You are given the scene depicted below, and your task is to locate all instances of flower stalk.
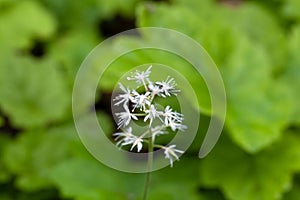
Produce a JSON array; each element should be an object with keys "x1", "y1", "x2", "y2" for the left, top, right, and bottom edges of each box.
[
  {"x1": 112, "y1": 65, "x2": 186, "y2": 199},
  {"x1": 143, "y1": 127, "x2": 153, "y2": 200}
]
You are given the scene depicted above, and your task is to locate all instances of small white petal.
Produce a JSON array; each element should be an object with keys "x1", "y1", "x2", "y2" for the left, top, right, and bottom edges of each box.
[
  {"x1": 144, "y1": 105, "x2": 161, "y2": 125},
  {"x1": 130, "y1": 137, "x2": 143, "y2": 152},
  {"x1": 151, "y1": 125, "x2": 166, "y2": 142},
  {"x1": 148, "y1": 82, "x2": 164, "y2": 97},
  {"x1": 127, "y1": 66, "x2": 152, "y2": 84},
  {"x1": 155, "y1": 76, "x2": 180, "y2": 96},
  {"x1": 163, "y1": 106, "x2": 185, "y2": 130},
  {"x1": 137, "y1": 141, "x2": 143, "y2": 152},
  {"x1": 163, "y1": 145, "x2": 184, "y2": 167},
  {"x1": 131, "y1": 91, "x2": 151, "y2": 111},
  {"x1": 113, "y1": 83, "x2": 133, "y2": 106},
  {"x1": 116, "y1": 107, "x2": 138, "y2": 128}
]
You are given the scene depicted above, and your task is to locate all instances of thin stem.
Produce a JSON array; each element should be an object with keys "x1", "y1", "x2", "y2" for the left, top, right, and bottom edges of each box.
[
  {"x1": 153, "y1": 144, "x2": 165, "y2": 148},
  {"x1": 149, "y1": 93, "x2": 156, "y2": 104},
  {"x1": 140, "y1": 125, "x2": 166, "y2": 139},
  {"x1": 133, "y1": 113, "x2": 147, "y2": 117},
  {"x1": 142, "y1": 127, "x2": 153, "y2": 200},
  {"x1": 142, "y1": 79, "x2": 148, "y2": 92}
]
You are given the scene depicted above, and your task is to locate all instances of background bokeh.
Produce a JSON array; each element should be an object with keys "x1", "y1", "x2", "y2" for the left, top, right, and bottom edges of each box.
[{"x1": 0, "y1": 0, "x2": 300, "y2": 199}]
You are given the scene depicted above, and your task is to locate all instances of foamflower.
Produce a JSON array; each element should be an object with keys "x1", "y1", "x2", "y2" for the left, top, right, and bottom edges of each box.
[
  {"x1": 163, "y1": 145, "x2": 184, "y2": 167},
  {"x1": 113, "y1": 66, "x2": 186, "y2": 167}
]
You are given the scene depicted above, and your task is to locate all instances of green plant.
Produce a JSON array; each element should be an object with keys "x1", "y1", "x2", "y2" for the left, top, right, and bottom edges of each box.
[{"x1": 0, "y1": 0, "x2": 299, "y2": 200}]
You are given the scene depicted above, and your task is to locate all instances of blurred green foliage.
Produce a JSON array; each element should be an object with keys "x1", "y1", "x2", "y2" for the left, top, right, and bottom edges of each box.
[{"x1": 0, "y1": 0, "x2": 300, "y2": 200}]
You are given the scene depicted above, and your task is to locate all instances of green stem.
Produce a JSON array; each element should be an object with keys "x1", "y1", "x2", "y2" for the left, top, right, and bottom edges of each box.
[
  {"x1": 142, "y1": 127, "x2": 153, "y2": 200},
  {"x1": 142, "y1": 79, "x2": 148, "y2": 92},
  {"x1": 140, "y1": 125, "x2": 166, "y2": 140},
  {"x1": 134, "y1": 113, "x2": 147, "y2": 117}
]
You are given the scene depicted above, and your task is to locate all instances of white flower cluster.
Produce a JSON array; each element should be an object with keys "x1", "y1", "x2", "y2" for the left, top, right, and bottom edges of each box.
[{"x1": 113, "y1": 66, "x2": 186, "y2": 167}]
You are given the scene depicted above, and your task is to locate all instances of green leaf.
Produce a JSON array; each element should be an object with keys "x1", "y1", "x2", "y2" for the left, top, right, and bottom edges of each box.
[
  {"x1": 96, "y1": 0, "x2": 143, "y2": 18},
  {"x1": 0, "y1": 56, "x2": 69, "y2": 128},
  {"x1": 233, "y1": 3, "x2": 288, "y2": 73},
  {"x1": 125, "y1": 1, "x2": 292, "y2": 151},
  {"x1": 2, "y1": 111, "x2": 114, "y2": 191},
  {"x1": 224, "y1": 37, "x2": 292, "y2": 152},
  {"x1": 199, "y1": 133, "x2": 300, "y2": 200},
  {"x1": 2, "y1": 124, "x2": 84, "y2": 190},
  {"x1": 281, "y1": 0, "x2": 300, "y2": 22},
  {"x1": 15, "y1": 189, "x2": 61, "y2": 200},
  {"x1": 282, "y1": 175, "x2": 300, "y2": 200},
  {"x1": 149, "y1": 157, "x2": 204, "y2": 200},
  {"x1": 138, "y1": 1, "x2": 292, "y2": 152},
  {"x1": 0, "y1": 1, "x2": 56, "y2": 52},
  {"x1": 47, "y1": 29, "x2": 99, "y2": 89},
  {"x1": 48, "y1": 157, "x2": 205, "y2": 200},
  {"x1": 48, "y1": 158, "x2": 144, "y2": 200},
  {"x1": 137, "y1": 1, "x2": 287, "y2": 72},
  {"x1": 98, "y1": 34, "x2": 211, "y2": 114},
  {"x1": 38, "y1": 0, "x2": 101, "y2": 29},
  {"x1": 38, "y1": 0, "x2": 141, "y2": 29},
  {"x1": 282, "y1": 25, "x2": 300, "y2": 125}
]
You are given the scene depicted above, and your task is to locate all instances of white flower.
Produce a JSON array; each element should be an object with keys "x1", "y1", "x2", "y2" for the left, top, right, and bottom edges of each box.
[
  {"x1": 113, "y1": 127, "x2": 143, "y2": 152},
  {"x1": 127, "y1": 65, "x2": 152, "y2": 84},
  {"x1": 163, "y1": 106, "x2": 184, "y2": 125},
  {"x1": 151, "y1": 125, "x2": 166, "y2": 142},
  {"x1": 144, "y1": 105, "x2": 161, "y2": 125},
  {"x1": 163, "y1": 145, "x2": 184, "y2": 167},
  {"x1": 130, "y1": 137, "x2": 143, "y2": 152},
  {"x1": 148, "y1": 82, "x2": 163, "y2": 96},
  {"x1": 168, "y1": 119, "x2": 187, "y2": 131},
  {"x1": 156, "y1": 76, "x2": 180, "y2": 96},
  {"x1": 131, "y1": 91, "x2": 151, "y2": 111},
  {"x1": 113, "y1": 66, "x2": 187, "y2": 165},
  {"x1": 116, "y1": 107, "x2": 138, "y2": 128},
  {"x1": 113, "y1": 127, "x2": 134, "y2": 145},
  {"x1": 113, "y1": 83, "x2": 133, "y2": 106}
]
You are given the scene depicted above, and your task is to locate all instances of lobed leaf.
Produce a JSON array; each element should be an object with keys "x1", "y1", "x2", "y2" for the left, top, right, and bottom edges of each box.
[
  {"x1": 0, "y1": 1, "x2": 56, "y2": 52},
  {"x1": 2, "y1": 124, "x2": 83, "y2": 190},
  {"x1": 200, "y1": 132, "x2": 300, "y2": 200},
  {"x1": 281, "y1": 25, "x2": 300, "y2": 125},
  {"x1": 0, "y1": 57, "x2": 69, "y2": 128}
]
